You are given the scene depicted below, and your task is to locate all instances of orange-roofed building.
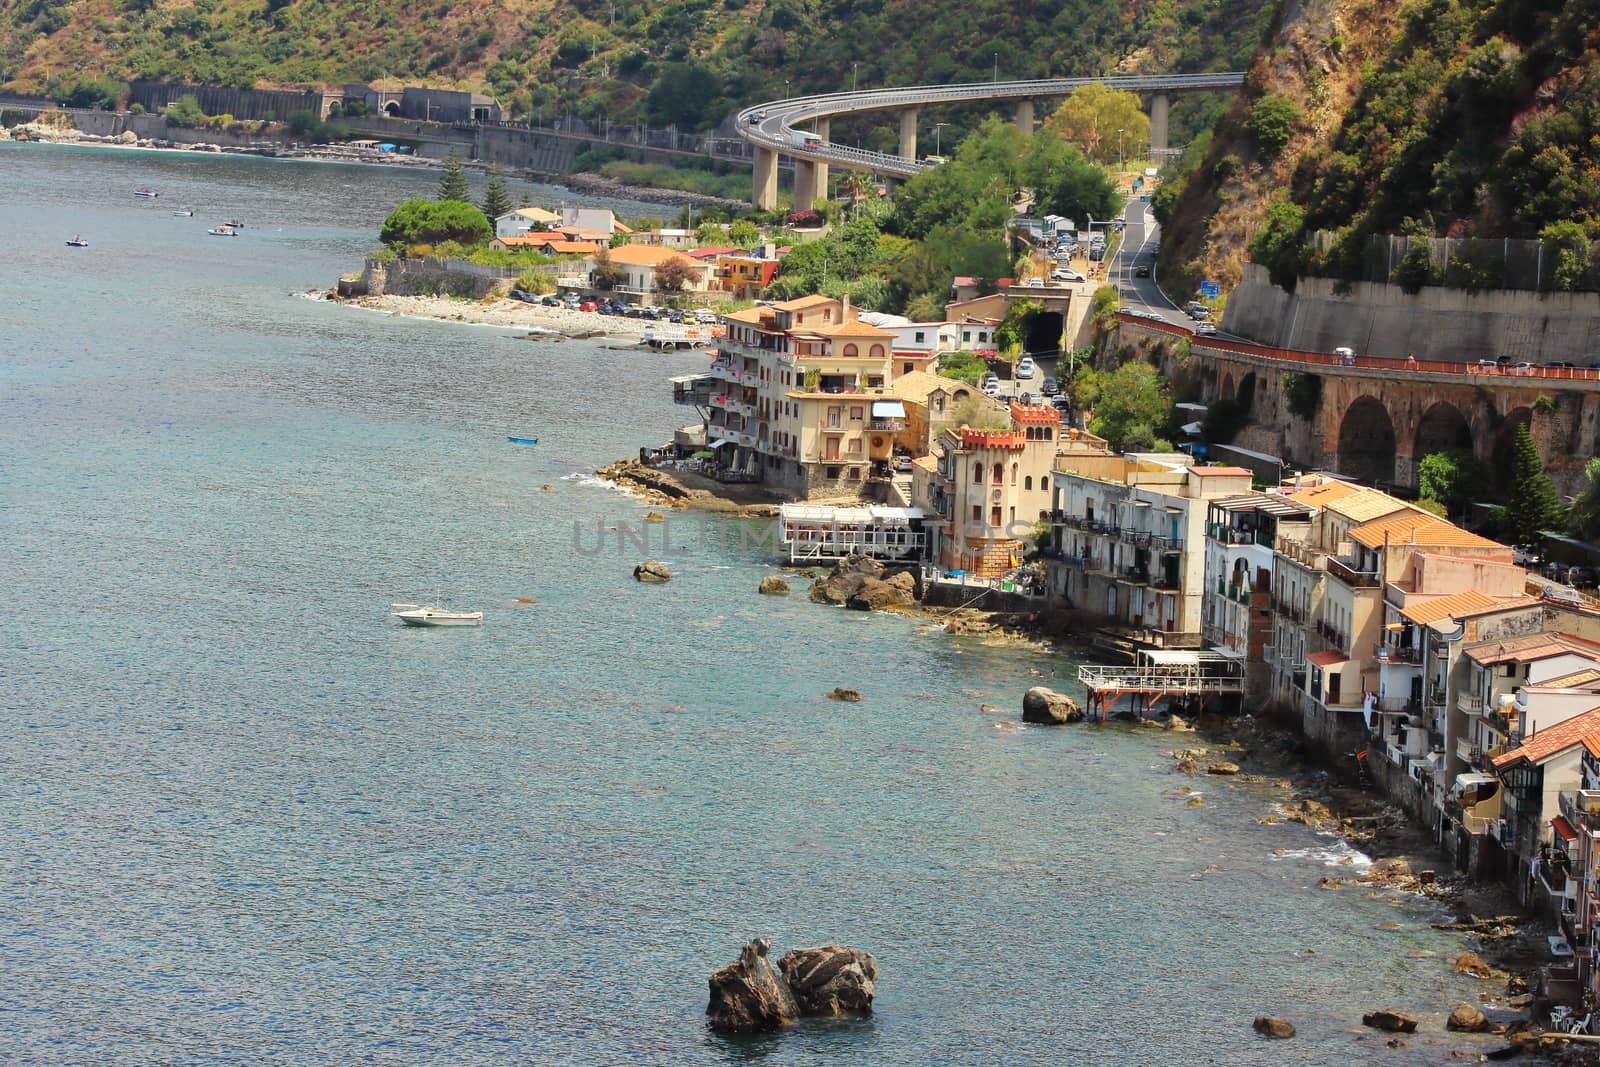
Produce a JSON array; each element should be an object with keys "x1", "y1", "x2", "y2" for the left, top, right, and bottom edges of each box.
[
  {"x1": 600, "y1": 244, "x2": 713, "y2": 295},
  {"x1": 1488, "y1": 703, "x2": 1600, "y2": 899},
  {"x1": 712, "y1": 252, "x2": 780, "y2": 300}
]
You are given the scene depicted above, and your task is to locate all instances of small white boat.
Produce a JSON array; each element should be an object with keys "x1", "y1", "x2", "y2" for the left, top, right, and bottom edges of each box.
[
  {"x1": 133, "y1": 189, "x2": 159, "y2": 199},
  {"x1": 65, "y1": 236, "x2": 88, "y2": 247},
  {"x1": 172, "y1": 209, "x2": 193, "y2": 217},
  {"x1": 391, "y1": 602, "x2": 483, "y2": 627},
  {"x1": 207, "y1": 225, "x2": 238, "y2": 237}
]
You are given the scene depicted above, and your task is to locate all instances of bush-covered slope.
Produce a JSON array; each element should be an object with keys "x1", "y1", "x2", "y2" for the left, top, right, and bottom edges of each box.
[
  {"x1": 1156, "y1": 0, "x2": 1600, "y2": 298},
  {"x1": 1, "y1": 0, "x2": 1275, "y2": 135}
]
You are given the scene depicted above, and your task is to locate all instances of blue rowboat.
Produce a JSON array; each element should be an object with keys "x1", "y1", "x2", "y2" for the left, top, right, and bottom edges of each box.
[{"x1": 507, "y1": 436, "x2": 538, "y2": 445}]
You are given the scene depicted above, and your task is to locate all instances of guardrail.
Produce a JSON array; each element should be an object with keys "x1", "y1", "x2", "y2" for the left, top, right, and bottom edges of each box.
[{"x1": 1118, "y1": 311, "x2": 1600, "y2": 383}]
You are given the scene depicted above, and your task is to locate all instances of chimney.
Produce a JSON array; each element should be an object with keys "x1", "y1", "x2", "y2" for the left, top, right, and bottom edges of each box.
[{"x1": 841, "y1": 291, "x2": 852, "y2": 321}]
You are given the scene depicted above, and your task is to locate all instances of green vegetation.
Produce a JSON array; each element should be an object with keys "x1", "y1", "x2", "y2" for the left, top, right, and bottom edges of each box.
[
  {"x1": 950, "y1": 395, "x2": 1009, "y2": 430},
  {"x1": 161, "y1": 93, "x2": 207, "y2": 128},
  {"x1": 590, "y1": 248, "x2": 624, "y2": 291},
  {"x1": 1567, "y1": 458, "x2": 1600, "y2": 542},
  {"x1": 481, "y1": 166, "x2": 512, "y2": 222},
  {"x1": 1245, "y1": 94, "x2": 1298, "y2": 157},
  {"x1": 48, "y1": 74, "x2": 125, "y2": 109},
  {"x1": 1281, "y1": 372, "x2": 1320, "y2": 419},
  {"x1": 438, "y1": 149, "x2": 469, "y2": 203},
  {"x1": 594, "y1": 160, "x2": 750, "y2": 202},
  {"x1": 1072, "y1": 361, "x2": 1174, "y2": 452},
  {"x1": 1502, "y1": 423, "x2": 1563, "y2": 549},
  {"x1": 1042, "y1": 83, "x2": 1150, "y2": 167},
  {"x1": 937, "y1": 351, "x2": 990, "y2": 386},
  {"x1": 378, "y1": 198, "x2": 491, "y2": 251},
  {"x1": 1418, "y1": 449, "x2": 1486, "y2": 517}
]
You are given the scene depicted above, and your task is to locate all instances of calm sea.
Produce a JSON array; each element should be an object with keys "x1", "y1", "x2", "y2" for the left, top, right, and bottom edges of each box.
[{"x1": 2, "y1": 143, "x2": 1492, "y2": 1065}]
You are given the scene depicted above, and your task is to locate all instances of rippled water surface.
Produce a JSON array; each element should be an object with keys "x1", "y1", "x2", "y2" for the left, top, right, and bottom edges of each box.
[{"x1": 3, "y1": 143, "x2": 1493, "y2": 1064}]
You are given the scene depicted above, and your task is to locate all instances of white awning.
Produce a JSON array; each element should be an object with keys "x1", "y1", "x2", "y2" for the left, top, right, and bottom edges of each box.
[
  {"x1": 871, "y1": 400, "x2": 907, "y2": 418},
  {"x1": 1181, "y1": 421, "x2": 1203, "y2": 436},
  {"x1": 710, "y1": 439, "x2": 737, "y2": 450}
]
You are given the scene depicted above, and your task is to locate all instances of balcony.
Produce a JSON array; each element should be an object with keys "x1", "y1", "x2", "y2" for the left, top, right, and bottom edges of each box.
[
  {"x1": 1326, "y1": 556, "x2": 1380, "y2": 588},
  {"x1": 1456, "y1": 736, "x2": 1481, "y2": 765},
  {"x1": 1376, "y1": 644, "x2": 1421, "y2": 664},
  {"x1": 1457, "y1": 693, "x2": 1484, "y2": 715},
  {"x1": 866, "y1": 419, "x2": 905, "y2": 432},
  {"x1": 1207, "y1": 524, "x2": 1274, "y2": 548}
]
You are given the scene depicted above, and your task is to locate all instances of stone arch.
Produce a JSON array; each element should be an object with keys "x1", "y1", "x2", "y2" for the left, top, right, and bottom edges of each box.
[
  {"x1": 1337, "y1": 396, "x2": 1397, "y2": 485},
  {"x1": 1237, "y1": 371, "x2": 1257, "y2": 414},
  {"x1": 1219, "y1": 372, "x2": 1235, "y2": 405},
  {"x1": 383, "y1": 100, "x2": 401, "y2": 116},
  {"x1": 1414, "y1": 401, "x2": 1472, "y2": 460}
]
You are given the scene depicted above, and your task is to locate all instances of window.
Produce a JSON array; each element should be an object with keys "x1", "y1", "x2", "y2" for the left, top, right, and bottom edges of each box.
[
  {"x1": 826, "y1": 465, "x2": 840, "y2": 479},
  {"x1": 962, "y1": 330, "x2": 971, "y2": 343},
  {"x1": 973, "y1": 462, "x2": 984, "y2": 483},
  {"x1": 934, "y1": 396, "x2": 946, "y2": 413},
  {"x1": 867, "y1": 376, "x2": 883, "y2": 388},
  {"x1": 827, "y1": 407, "x2": 841, "y2": 428},
  {"x1": 847, "y1": 466, "x2": 860, "y2": 479},
  {"x1": 1025, "y1": 476, "x2": 1033, "y2": 491},
  {"x1": 847, "y1": 437, "x2": 862, "y2": 454},
  {"x1": 843, "y1": 344, "x2": 859, "y2": 356},
  {"x1": 869, "y1": 345, "x2": 885, "y2": 357},
  {"x1": 1011, "y1": 463, "x2": 1018, "y2": 484},
  {"x1": 914, "y1": 331, "x2": 925, "y2": 344},
  {"x1": 971, "y1": 505, "x2": 982, "y2": 522},
  {"x1": 850, "y1": 406, "x2": 864, "y2": 421},
  {"x1": 903, "y1": 362, "x2": 914, "y2": 375},
  {"x1": 991, "y1": 507, "x2": 1002, "y2": 527}
]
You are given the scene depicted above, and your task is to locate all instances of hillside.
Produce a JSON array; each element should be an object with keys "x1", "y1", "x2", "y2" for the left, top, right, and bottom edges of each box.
[
  {"x1": 1155, "y1": 0, "x2": 1600, "y2": 299},
  {"x1": 0, "y1": 0, "x2": 1275, "y2": 136}
]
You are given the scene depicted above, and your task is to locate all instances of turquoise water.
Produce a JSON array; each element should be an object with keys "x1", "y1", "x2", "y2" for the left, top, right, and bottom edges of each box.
[{"x1": 3, "y1": 143, "x2": 1492, "y2": 1064}]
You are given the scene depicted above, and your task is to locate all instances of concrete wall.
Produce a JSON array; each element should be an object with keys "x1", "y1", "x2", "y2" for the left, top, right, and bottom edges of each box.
[
  {"x1": 129, "y1": 81, "x2": 333, "y2": 123},
  {"x1": 1225, "y1": 263, "x2": 1600, "y2": 363},
  {"x1": 361, "y1": 256, "x2": 521, "y2": 299}
]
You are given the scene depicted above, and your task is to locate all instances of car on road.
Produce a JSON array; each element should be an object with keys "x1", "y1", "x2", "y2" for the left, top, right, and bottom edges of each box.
[
  {"x1": 1135, "y1": 265, "x2": 1151, "y2": 278},
  {"x1": 983, "y1": 380, "x2": 1002, "y2": 398},
  {"x1": 1195, "y1": 322, "x2": 1217, "y2": 335},
  {"x1": 1025, "y1": 277, "x2": 1044, "y2": 288},
  {"x1": 1508, "y1": 361, "x2": 1536, "y2": 376},
  {"x1": 1041, "y1": 376, "x2": 1058, "y2": 396},
  {"x1": 1050, "y1": 268, "x2": 1085, "y2": 282},
  {"x1": 1017, "y1": 357, "x2": 1036, "y2": 378},
  {"x1": 1185, "y1": 302, "x2": 1211, "y2": 320},
  {"x1": 747, "y1": 111, "x2": 764, "y2": 125}
]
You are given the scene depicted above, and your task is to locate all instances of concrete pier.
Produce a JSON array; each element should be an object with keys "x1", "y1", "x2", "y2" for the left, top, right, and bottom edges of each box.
[
  {"x1": 753, "y1": 146, "x2": 779, "y2": 210},
  {"x1": 898, "y1": 109, "x2": 918, "y2": 161},
  {"x1": 1149, "y1": 93, "x2": 1169, "y2": 156},
  {"x1": 1014, "y1": 99, "x2": 1035, "y2": 134}
]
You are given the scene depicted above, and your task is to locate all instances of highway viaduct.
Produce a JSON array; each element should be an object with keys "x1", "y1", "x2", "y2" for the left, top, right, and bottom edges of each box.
[{"x1": 736, "y1": 72, "x2": 1246, "y2": 210}]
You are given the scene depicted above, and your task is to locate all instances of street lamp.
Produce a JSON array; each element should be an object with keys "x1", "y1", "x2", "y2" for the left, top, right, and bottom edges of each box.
[
  {"x1": 930, "y1": 121, "x2": 948, "y2": 156},
  {"x1": 1117, "y1": 127, "x2": 1125, "y2": 171},
  {"x1": 993, "y1": 53, "x2": 999, "y2": 83},
  {"x1": 853, "y1": 63, "x2": 859, "y2": 93},
  {"x1": 785, "y1": 79, "x2": 791, "y2": 100}
]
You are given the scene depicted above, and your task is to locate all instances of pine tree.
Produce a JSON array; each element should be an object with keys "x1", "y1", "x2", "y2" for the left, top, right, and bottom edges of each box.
[
  {"x1": 481, "y1": 165, "x2": 511, "y2": 221},
  {"x1": 1503, "y1": 422, "x2": 1563, "y2": 548},
  {"x1": 438, "y1": 148, "x2": 469, "y2": 203}
]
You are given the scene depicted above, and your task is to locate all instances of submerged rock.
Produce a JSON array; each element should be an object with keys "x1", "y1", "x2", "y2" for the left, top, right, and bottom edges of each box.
[
  {"x1": 707, "y1": 938, "x2": 799, "y2": 1033},
  {"x1": 778, "y1": 945, "x2": 877, "y2": 1017},
  {"x1": 827, "y1": 688, "x2": 863, "y2": 703},
  {"x1": 634, "y1": 559, "x2": 672, "y2": 582},
  {"x1": 758, "y1": 575, "x2": 791, "y2": 595},
  {"x1": 1022, "y1": 686, "x2": 1082, "y2": 725},
  {"x1": 1361, "y1": 1009, "x2": 1418, "y2": 1033},
  {"x1": 1252, "y1": 1016, "x2": 1295, "y2": 1038}
]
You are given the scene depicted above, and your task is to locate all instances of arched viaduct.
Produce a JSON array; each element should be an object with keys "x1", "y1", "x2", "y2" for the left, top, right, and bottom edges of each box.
[{"x1": 1119, "y1": 317, "x2": 1600, "y2": 496}]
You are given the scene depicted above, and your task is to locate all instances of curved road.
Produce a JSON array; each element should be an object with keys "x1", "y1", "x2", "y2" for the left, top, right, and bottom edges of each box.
[{"x1": 736, "y1": 73, "x2": 1246, "y2": 178}]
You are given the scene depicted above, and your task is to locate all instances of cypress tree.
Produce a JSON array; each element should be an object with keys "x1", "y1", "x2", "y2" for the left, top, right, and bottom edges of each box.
[
  {"x1": 1503, "y1": 422, "x2": 1563, "y2": 548},
  {"x1": 438, "y1": 148, "x2": 469, "y2": 203},
  {"x1": 481, "y1": 165, "x2": 512, "y2": 221}
]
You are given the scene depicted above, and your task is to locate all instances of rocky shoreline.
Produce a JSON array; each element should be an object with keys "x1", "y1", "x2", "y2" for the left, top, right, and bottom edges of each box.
[{"x1": 318, "y1": 291, "x2": 663, "y2": 341}]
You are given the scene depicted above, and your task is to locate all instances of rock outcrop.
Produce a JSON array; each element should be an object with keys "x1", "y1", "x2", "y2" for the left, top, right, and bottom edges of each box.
[
  {"x1": 1446, "y1": 1003, "x2": 1490, "y2": 1032},
  {"x1": 707, "y1": 939, "x2": 799, "y2": 1033},
  {"x1": 634, "y1": 559, "x2": 672, "y2": 582},
  {"x1": 778, "y1": 945, "x2": 878, "y2": 1017},
  {"x1": 845, "y1": 572, "x2": 916, "y2": 612},
  {"x1": 758, "y1": 575, "x2": 791, "y2": 595},
  {"x1": 1453, "y1": 951, "x2": 1506, "y2": 979},
  {"x1": 1361, "y1": 1009, "x2": 1418, "y2": 1033},
  {"x1": 707, "y1": 939, "x2": 877, "y2": 1034},
  {"x1": 1206, "y1": 761, "x2": 1241, "y2": 776},
  {"x1": 827, "y1": 688, "x2": 863, "y2": 703},
  {"x1": 1252, "y1": 1016, "x2": 1295, "y2": 1038},
  {"x1": 1022, "y1": 686, "x2": 1082, "y2": 725}
]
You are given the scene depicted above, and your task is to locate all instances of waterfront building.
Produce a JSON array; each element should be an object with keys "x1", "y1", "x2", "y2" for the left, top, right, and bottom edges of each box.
[
  {"x1": 913, "y1": 404, "x2": 1069, "y2": 577},
  {"x1": 604, "y1": 244, "x2": 714, "y2": 297},
  {"x1": 490, "y1": 234, "x2": 602, "y2": 257},
  {"x1": 706, "y1": 296, "x2": 900, "y2": 496},
  {"x1": 711, "y1": 252, "x2": 780, "y2": 300},
  {"x1": 1201, "y1": 492, "x2": 1314, "y2": 690},
  {"x1": 887, "y1": 371, "x2": 984, "y2": 457},
  {"x1": 855, "y1": 313, "x2": 962, "y2": 378},
  {"x1": 1491, "y1": 702, "x2": 1600, "y2": 907},
  {"x1": 1047, "y1": 458, "x2": 1254, "y2": 641},
  {"x1": 1552, "y1": 747, "x2": 1600, "y2": 1001},
  {"x1": 494, "y1": 205, "x2": 561, "y2": 238}
]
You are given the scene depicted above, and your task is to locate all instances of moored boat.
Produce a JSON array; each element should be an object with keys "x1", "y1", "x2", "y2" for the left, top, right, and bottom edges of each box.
[
  {"x1": 172, "y1": 209, "x2": 194, "y2": 217},
  {"x1": 65, "y1": 236, "x2": 88, "y2": 247},
  {"x1": 133, "y1": 189, "x2": 159, "y2": 199},
  {"x1": 507, "y1": 436, "x2": 539, "y2": 445},
  {"x1": 391, "y1": 602, "x2": 483, "y2": 627},
  {"x1": 207, "y1": 225, "x2": 238, "y2": 237}
]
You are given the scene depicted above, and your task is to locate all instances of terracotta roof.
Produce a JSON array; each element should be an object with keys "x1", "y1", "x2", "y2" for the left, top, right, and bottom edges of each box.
[
  {"x1": 771, "y1": 294, "x2": 837, "y2": 311},
  {"x1": 1493, "y1": 706, "x2": 1600, "y2": 769},
  {"x1": 1455, "y1": 595, "x2": 1542, "y2": 619},
  {"x1": 911, "y1": 454, "x2": 938, "y2": 472},
  {"x1": 606, "y1": 244, "x2": 700, "y2": 267},
  {"x1": 538, "y1": 239, "x2": 602, "y2": 254},
  {"x1": 889, "y1": 370, "x2": 963, "y2": 401},
  {"x1": 1399, "y1": 590, "x2": 1501, "y2": 626},
  {"x1": 1287, "y1": 480, "x2": 1360, "y2": 507},
  {"x1": 1585, "y1": 733, "x2": 1600, "y2": 760},
  {"x1": 1534, "y1": 668, "x2": 1600, "y2": 690},
  {"x1": 722, "y1": 306, "x2": 771, "y2": 326},
  {"x1": 1324, "y1": 489, "x2": 1413, "y2": 523},
  {"x1": 815, "y1": 318, "x2": 896, "y2": 338},
  {"x1": 1306, "y1": 650, "x2": 1348, "y2": 668},
  {"x1": 1465, "y1": 632, "x2": 1600, "y2": 666},
  {"x1": 612, "y1": 220, "x2": 633, "y2": 234},
  {"x1": 1009, "y1": 402, "x2": 1061, "y2": 424},
  {"x1": 1188, "y1": 466, "x2": 1252, "y2": 477},
  {"x1": 686, "y1": 246, "x2": 734, "y2": 259},
  {"x1": 1350, "y1": 512, "x2": 1503, "y2": 551}
]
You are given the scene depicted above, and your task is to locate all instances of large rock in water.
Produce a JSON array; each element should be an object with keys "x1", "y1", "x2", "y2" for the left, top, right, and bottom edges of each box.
[
  {"x1": 706, "y1": 939, "x2": 799, "y2": 1033},
  {"x1": 778, "y1": 945, "x2": 878, "y2": 1017},
  {"x1": 1361, "y1": 1009, "x2": 1418, "y2": 1033},
  {"x1": 1252, "y1": 1016, "x2": 1296, "y2": 1038},
  {"x1": 845, "y1": 572, "x2": 916, "y2": 611},
  {"x1": 758, "y1": 575, "x2": 791, "y2": 595},
  {"x1": 634, "y1": 559, "x2": 672, "y2": 582},
  {"x1": 1022, "y1": 686, "x2": 1082, "y2": 725},
  {"x1": 810, "y1": 553, "x2": 884, "y2": 605},
  {"x1": 1446, "y1": 1003, "x2": 1490, "y2": 1032}
]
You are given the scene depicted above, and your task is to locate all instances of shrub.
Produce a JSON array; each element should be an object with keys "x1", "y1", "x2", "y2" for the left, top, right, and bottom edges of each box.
[
  {"x1": 1247, "y1": 94, "x2": 1299, "y2": 157},
  {"x1": 379, "y1": 198, "x2": 491, "y2": 250}
]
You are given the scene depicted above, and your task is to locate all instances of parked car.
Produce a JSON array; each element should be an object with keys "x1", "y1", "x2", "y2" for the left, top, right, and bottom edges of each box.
[
  {"x1": 1017, "y1": 357, "x2": 1037, "y2": 379},
  {"x1": 1041, "y1": 377, "x2": 1058, "y2": 396},
  {"x1": 983, "y1": 380, "x2": 1002, "y2": 397},
  {"x1": 1025, "y1": 277, "x2": 1045, "y2": 288},
  {"x1": 509, "y1": 289, "x2": 538, "y2": 304},
  {"x1": 1545, "y1": 561, "x2": 1572, "y2": 584},
  {"x1": 1051, "y1": 395, "x2": 1072, "y2": 411},
  {"x1": 541, "y1": 295, "x2": 562, "y2": 307},
  {"x1": 1508, "y1": 361, "x2": 1536, "y2": 376},
  {"x1": 579, "y1": 300, "x2": 598, "y2": 312},
  {"x1": 1051, "y1": 268, "x2": 1086, "y2": 282},
  {"x1": 1135, "y1": 265, "x2": 1152, "y2": 278}
]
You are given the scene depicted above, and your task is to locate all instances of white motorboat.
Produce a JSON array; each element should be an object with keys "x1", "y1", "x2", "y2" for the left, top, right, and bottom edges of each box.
[
  {"x1": 133, "y1": 188, "x2": 159, "y2": 199},
  {"x1": 172, "y1": 209, "x2": 194, "y2": 217},
  {"x1": 391, "y1": 602, "x2": 483, "y2": 627},
  {"x1": 207, "y1": 225, "x2": 238, "y2": 237}
]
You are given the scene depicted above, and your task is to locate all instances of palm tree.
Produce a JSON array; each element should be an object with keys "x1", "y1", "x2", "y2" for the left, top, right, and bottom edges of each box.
[{"x1": 841, "y1": 171, "x2": 873, "y2": 218}]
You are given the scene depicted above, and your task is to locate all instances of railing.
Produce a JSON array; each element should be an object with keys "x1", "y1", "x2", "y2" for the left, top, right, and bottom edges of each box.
[
  {"x1": 1457, "y1": 693, "x2": 1484, "y2": 715},
  {"x1": 865, "y1": 419, "x2": 905, "y2": 431},
  {"x1": 1456, "y1": 736, "x2": 1481, "y2": 764},
  {"x1": 1078, "y1": 664, "x2": 1243, "y2": 692},
  {"x1": 1117, "y1": 310, "x2": 1600, "y2": 384},
  {"x1": 1326, "y1": 556, "x2": 1380, "y2": 588},
  {"x1": 1376, "y1": 644, "x2": 1420, "y2": 664}
]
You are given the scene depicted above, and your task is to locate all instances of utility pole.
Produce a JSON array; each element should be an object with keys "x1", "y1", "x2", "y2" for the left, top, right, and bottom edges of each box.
[
  {"x1": 853, "y1": 63, "x2": 859, "y2": 92},
  {"x1": 993, "y1": 54, "x2": 998, "y2": 83}
]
